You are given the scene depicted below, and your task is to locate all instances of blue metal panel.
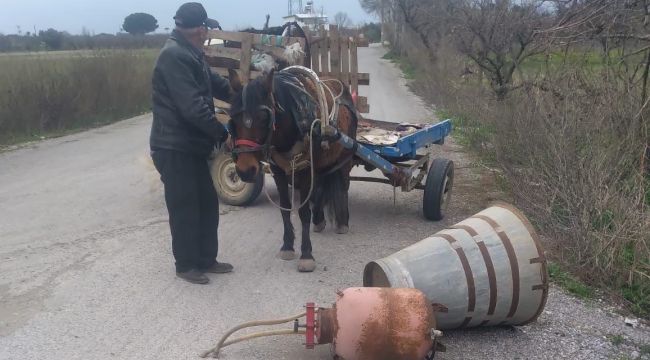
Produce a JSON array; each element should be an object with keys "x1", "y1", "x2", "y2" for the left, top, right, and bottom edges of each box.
[
  {"x1": 362, "y1": 119, "x2": 452, "y2": 160},
  {"x1": 337, "y1": 131, "x2": 400, "y2": 175}
]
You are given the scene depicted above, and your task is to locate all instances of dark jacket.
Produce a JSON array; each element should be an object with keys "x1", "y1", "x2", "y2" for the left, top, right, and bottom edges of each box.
[{"x1": 150, "y1": 30, "x2": 231, "y2": 157}]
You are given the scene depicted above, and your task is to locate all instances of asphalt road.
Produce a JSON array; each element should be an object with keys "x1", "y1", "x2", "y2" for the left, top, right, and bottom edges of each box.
[{"x1": 1, "y1": 44, "x2": 648, "y2": 360}]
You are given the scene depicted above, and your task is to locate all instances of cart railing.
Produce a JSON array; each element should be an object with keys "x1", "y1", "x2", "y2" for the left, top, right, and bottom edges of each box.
[
  {"x1": 204, "y1": 25, "x2": 370, "y2": 114},
  {"x1": 308, "y1": 25, "x2": 370, "y2": 114}
]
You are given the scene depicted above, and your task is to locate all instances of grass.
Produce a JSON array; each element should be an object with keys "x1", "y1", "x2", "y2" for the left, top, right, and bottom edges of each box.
[
  {"x1": 0, "y1": 49, "x2": 157, "y2": 145},
  {"x1": 435, "y1": 109, "x2": 498, "y2": 165},
  {"x1": 640, "y1": 344, "x2": 650, "y2": 355},
  {"x1": 382, "y1": 50, "x2": 417, "y2": 80},
  {"x1": 520, "y1": 50, "x2": 605, "y2": 73},
  {"x1": 621, "y1": 283, "x2": 650, "y2": 318},
  {"x1": 608, "y1": 334, "x2": 625, "y2": 346},
  {"x1": 548, "y1": 262, "x2": 595, "y2": 299}
]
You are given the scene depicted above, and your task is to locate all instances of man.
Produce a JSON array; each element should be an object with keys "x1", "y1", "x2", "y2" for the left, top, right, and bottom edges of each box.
[{"x1": 150, "y1": 2, "x2": 233, "y2": 285}]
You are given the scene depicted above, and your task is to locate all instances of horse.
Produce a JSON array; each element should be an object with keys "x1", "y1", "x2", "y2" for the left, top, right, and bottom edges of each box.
[{"x1": 226, "y1": 68, "x2": 358, "y2": 272}]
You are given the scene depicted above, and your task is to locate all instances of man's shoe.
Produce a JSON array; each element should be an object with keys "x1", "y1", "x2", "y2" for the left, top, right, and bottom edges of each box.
[
  {"x1": 202, "y1": 262, "x2": 234, "y2": 274},
  {"x1": 176, "y1": 269, "x2": 209, "y2": 284}
]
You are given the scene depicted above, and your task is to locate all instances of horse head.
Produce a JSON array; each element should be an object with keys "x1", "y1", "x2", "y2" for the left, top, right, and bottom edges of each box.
[{"x1": 227, "y1": 68, "x2": 276, "y2": 183}]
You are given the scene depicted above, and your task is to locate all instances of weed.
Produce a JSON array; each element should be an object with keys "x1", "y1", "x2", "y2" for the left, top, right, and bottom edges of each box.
[
  {"x1": 621, "y1": 283, "x2": 650, "y2": 318},
  {"x1": 608, "y1": 334, "x2": 625, "y2": 346},
  {"x1": 548, "y1": 263, "x2": 594, "y2": 299},
  {"x1": 640, "y1": 344, "x2": 650, "y2": 355}
]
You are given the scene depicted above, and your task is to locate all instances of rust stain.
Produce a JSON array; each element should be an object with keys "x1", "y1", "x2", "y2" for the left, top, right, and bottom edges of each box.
[
  {"x1": 356, "y1": 289, "x2": 433, "y2": 360},
  {"x1": 317, "y1": 308, "x2": 337, "y2": 345}
]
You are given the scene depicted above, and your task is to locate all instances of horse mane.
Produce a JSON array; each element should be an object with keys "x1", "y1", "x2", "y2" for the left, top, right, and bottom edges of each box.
[
  {"x1": 229, "y1": 75, "x2": 269, "y2": 119},
  {"x1": 231, "y1": 71, "x2": 318, "y2": 131}
]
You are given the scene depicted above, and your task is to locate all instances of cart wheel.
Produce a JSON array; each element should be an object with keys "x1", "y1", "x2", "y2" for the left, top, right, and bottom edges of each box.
[
  {"x1": 423, "y1": 158, "x2": 454, "y2": 221},
  {"x1": 210, "y1": 149, "x2": 264, "y2": 206}
]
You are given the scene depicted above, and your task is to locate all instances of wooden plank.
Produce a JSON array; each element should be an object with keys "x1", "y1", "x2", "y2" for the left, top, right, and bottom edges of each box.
[
  {"x1": 350, "y1": 39, "x2": 359, "y2": 95},
  {"x1": 212, "y1": 67, "x2": 262, "y2": 81},
  {"x1": 330, "y1": 25, "x2": 341, "y2": 77},
  {"x1": 356, "y1": 37, "x2": 370, "y2": 47},
  {"x1": 311, "y1": 37, "x2": 321, "y2": 73},
  {"x1": 319, "y1": 25, "x2": 329, "y2": 76},
  {"x1": 240, "y1": 33, "x2": 254, "y2": 84},
  {"x1": 358, "y1": 73, "x2": 370, "y2": 86},
  {"x1": 207, "y1": 29, "x2": 306, "y2": 49},
  {"x1": 204, "y1": 46, "x2": 241, "y2": 60},
  {"x1": 340, "y1": 37, "x2": 350, "y2": 87},
  {"x1": 207, "y1": 29, "x2": 247, "y2": 42},
  {"x1": 254, "y1": 33, "x2": 305, "y2": 49},
  {"x1": 307, "y1": 37, "x2": 328, "y2": 45},
  {"x1": 206, "y1": 57, "x2": 240, "y2": 69},
  {"x1": 357, "y1": 96, "x2": 369, "y2": 113}
]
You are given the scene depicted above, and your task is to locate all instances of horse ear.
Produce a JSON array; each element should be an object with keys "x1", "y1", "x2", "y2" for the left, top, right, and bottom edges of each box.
[
  {"x1": 264, "y1": 69, "x2": 275, "y2": 95},
  {"x1": 228, "y1": 69, "x2": 243, "y2": 93}
]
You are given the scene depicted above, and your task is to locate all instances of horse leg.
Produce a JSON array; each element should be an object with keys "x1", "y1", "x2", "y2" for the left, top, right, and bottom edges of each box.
[
  {"x1": 272, "y1": 167, "x2": 296, "y2": 260},
  {"x1": 311, "y1": 180, "x2": 326, "y2": 233},
  {"x1": 335, "y1": 165, "x2": 352, "y2": 235},
  {"x1": 298, "y1": 179, "x2": 316, "y2": 272},
  {"x1": 334, "y1": 190, "x2": 350, "y2": 234}
]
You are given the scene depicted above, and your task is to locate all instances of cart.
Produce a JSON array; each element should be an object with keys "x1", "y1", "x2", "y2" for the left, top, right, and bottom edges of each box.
[{"x1": 205, "y1": 25, "x2": 454, "y2": 220}]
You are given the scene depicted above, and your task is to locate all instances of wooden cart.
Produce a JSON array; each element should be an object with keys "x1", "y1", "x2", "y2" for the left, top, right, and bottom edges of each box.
[
  {"x1": 204, "y1": 25, "x2": 454, "y2": 220},
  {"x1": 205, "y1": 25, "x2": 371, "y2": 206}
]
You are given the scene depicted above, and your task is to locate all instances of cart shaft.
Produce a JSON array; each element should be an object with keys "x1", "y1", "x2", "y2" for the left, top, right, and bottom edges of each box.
[{"x1": 325, "y1": 126, "x2": 412, "y2": 185}]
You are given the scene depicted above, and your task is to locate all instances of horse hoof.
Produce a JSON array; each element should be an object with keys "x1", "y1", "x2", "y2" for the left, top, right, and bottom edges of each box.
[
  {"x1": 313, "y1": 221, "x2": 326, "y2": 233},
  {"x1": 278, "y1": 250, "x2": 296, "y2": 261},
  {"x1": 298, "y1": 259, "x2": 316, "y2": 272},
  {"x1": 335, "y1": 225, "x2": 349, "y2": 234}
]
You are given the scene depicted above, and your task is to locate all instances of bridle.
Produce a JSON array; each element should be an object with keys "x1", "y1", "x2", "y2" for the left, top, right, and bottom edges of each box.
[
  {"x1": 228, "y1": 104, "x2": 276, "y2": 161},
  {"x1": 226, "y1": 66, "x2": 345, "y2": 213}
]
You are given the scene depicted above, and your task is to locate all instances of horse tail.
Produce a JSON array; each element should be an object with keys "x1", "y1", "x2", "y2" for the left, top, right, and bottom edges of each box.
[{"x1": 316, "y1": 165, "x2": 350, "y2": 229}]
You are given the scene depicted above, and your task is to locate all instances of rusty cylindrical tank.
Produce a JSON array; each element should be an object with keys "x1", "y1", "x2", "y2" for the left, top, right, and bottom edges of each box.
[
  {"x1": 363, "y1": 203, "x2": 548, "y2": 329},
  {"x1": 315, "y1": 287, "x2": 437, "y2": 360}
]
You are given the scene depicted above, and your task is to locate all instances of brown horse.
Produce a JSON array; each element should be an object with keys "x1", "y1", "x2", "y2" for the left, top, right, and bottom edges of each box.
[{"x1": 226, "y1": 68, "x2": 358, "y2": 272}]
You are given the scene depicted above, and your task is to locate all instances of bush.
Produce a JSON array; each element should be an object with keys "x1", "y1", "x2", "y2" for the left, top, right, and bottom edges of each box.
[{"x1": 390, "y1": 35, "x2": 650, "y2": 316}]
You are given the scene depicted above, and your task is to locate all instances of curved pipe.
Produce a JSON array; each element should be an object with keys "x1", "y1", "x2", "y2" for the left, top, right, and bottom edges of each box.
[{"x1": 200, "y1": 312, "x2": 307, "y2": 358}]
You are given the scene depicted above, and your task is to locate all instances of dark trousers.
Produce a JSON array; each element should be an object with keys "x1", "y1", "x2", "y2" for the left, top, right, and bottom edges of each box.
[{"x1": 151, "y1": 149, "x2": 219, "y2": 273}]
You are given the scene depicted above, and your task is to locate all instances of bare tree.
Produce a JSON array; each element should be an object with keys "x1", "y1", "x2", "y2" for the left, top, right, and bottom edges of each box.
[
  {"x1": 359, "y1": 0, "x2": 383, "y2": 14},
  {"x1": 542, "y1": 0, "x2": 650, "y2": 172},
  {"x1": 334, "y1": 12, "x2": 353, "y2": 29},
  {"x1": 451, "y1": 0, "x2": 549, "y2": 99}
]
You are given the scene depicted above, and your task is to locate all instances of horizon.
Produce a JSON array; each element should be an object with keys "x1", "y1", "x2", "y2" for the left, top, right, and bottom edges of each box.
[{"x1": 0, "y1": 0, "x2": 376, "y2": 36}]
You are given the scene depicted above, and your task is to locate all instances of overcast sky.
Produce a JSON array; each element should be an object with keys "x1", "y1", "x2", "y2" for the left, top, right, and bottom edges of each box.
[{"x1": 0, "y1": 0, "x2": 376, "y2": 35}]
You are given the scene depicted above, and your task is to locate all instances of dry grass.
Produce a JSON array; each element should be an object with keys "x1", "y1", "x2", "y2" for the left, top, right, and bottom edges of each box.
[
  {"x1": 0, "y1": 49, "x2": 157, "y2": 145},
  {"x1": 395, "y1": 38, "x2": 650, "y2": 317}
]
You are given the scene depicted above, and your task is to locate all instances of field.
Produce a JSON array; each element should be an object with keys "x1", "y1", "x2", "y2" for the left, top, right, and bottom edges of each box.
[{"x1": 0, "y1": 49, "x2": 158, "y2": 146}]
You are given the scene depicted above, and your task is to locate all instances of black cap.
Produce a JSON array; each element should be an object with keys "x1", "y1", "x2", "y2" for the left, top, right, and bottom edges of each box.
[{"x1": 174, "y1": 2, "x2": 220, "y2": 29}]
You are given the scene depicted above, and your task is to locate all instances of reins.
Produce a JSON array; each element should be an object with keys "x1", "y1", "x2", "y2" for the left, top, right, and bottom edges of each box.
[{"x1": 232, "y1": 66, "x2": 346, "y2": 213}]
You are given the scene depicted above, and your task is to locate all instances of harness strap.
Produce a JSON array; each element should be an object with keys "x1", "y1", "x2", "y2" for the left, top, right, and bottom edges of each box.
[{"x1": 235, "y1": 139, "x2": 264, "y2": 149}]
